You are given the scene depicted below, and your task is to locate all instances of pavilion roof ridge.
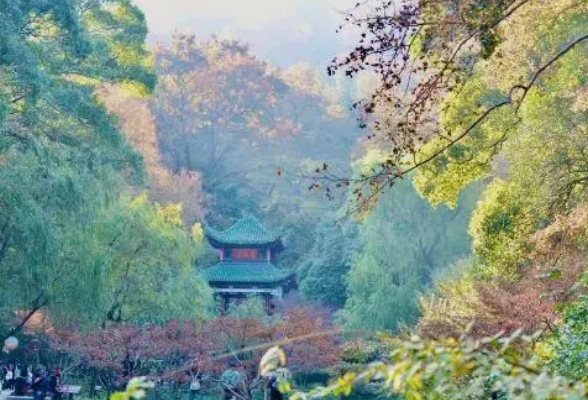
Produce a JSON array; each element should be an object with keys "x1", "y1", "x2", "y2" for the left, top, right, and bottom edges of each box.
[{"x1": 204, "y1": 216, "x2": 282, "y2": 248}]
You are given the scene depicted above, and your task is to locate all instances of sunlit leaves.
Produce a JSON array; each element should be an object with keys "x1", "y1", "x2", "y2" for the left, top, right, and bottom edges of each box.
[
  {"x1": 271, "y1": 332, "x2": 588, "y2": 400},
  {"x1": 259, "y1": 346, "x2": 287, "y2": 377},
  {"x1": 110, "y1": 377, "x2": 154, "y2": 400},
  {"x1": 468, "y1": 179, "x2": 532, "y2": 280}
]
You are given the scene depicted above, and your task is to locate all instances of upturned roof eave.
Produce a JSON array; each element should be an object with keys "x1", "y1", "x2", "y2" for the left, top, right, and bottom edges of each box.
[
  {"x1": 207, "y1": 274, "x2": 294, "y2": 285},
  {"x1": 201, "y1": 261, "x2": 294, "y2": 285}
]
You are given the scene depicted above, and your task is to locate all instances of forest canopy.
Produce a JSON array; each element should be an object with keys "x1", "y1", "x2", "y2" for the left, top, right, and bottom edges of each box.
[
  {"x1": 0, "y1": 0, "x2": 211, "y2": 330},
  {"x1": 6, "y1": 1, "x2": 588, "y2": 400}
]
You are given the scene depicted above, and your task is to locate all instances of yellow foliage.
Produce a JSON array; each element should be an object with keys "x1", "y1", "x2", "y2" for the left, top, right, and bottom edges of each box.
[
  {"x1": 418, "y1": 273, "x2": 491, "y2": 334},
  {"x1": 110, "y1": 377, "x2": 154, "y2": 400},
  {"x1": 118, "y1": 81, "x2": 153, "y2": 99},
  {"x1": 534, "y1": 341, "x2": 556, "y2": 363},
  {"x1": 156, "y1": 203, "x2": 184, "y2": 227},
  {"x1": 190, "y1": 223, "x2": 204, "y2": 243},
  {"x1": 130, "y1": 193, "x2": 149, "y2": 207},
  {"x1": 469, "y1": 178, "x2": 534, "y2": 280}
]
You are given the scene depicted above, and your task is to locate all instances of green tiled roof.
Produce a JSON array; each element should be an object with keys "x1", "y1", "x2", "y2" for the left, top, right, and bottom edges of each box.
[
  {"x1": 202, "y1": 261, "x2": 294, "y2": 284},
  {"x1": 205, "y1": 217, "x2": 281, "y2": 247}
]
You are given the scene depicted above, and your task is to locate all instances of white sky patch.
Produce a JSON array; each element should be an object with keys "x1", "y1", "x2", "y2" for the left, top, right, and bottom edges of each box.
[
  {"x1": 134, "y1": 0, "x2": 357, "y2": 35},
  {"x1": 133, "y1": 0, "x2": 362, "y2": 68}
]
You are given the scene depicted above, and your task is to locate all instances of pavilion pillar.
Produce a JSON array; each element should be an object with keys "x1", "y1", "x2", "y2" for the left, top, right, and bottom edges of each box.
[
  {"x1": 215, "y1": 293, "x2": 231, "y2": 315},
  {"x1": 264, "y1": 294, "x2": 271, "y2": 315},
  {"x1": 223, "y1": 295, "x2": 231, "y2": 314},
  {"x1": 215, "y1": 293, "x2": 223, "y2": 314}
]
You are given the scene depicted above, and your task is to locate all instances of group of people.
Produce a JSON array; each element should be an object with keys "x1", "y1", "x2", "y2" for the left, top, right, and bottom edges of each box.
[{"x1": 1, "y1": 365, "x2": 63, "y2": 400}]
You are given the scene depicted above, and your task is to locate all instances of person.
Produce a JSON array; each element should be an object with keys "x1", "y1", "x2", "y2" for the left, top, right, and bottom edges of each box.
[
  {"x1": 267, "y1": 375, "x2": 283, "y2": 400},
  {"x1": 32, "y1": 370, "x2": 47, "y2": 400},
  {"x1": 48, "y1": 368, "x2": 62, "y2": 400},
  {"x1": 5, "y1": 365, "x2": 14, "y2": 389},
  {"x1": 26, "y1": 366, "x2": 33, "y2": 387},
  {"x1": 1, "y1": 366, "x2": 8, "y2": 389},
  {"x1": 188, "y1": 372, "x2": 200, "y2": 400},
  {"x1": 13, "y1": 368, "x2": 28, "y2": 396}
]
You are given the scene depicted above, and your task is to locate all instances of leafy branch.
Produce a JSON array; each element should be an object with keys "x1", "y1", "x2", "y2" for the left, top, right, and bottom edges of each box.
[
  {"x1": 262, "y1": 331, "x2": 588, "y2": 400},
  {"x1": 313, "y1": 31, "x2": 588, "y2": 214}
]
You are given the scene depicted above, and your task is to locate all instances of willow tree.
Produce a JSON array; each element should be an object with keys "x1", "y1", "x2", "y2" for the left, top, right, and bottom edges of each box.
[
  {"x1": 0, "y1": 1, "x2": 211, "y2": 332},
  {"x1": 340, "y1": 155, "x2": 477, "y2": 331}
]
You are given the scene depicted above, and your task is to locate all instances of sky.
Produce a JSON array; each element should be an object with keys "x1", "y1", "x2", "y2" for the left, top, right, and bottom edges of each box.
[{"x1": 134, "y1": 0, "x2": 359, "y2": 67}]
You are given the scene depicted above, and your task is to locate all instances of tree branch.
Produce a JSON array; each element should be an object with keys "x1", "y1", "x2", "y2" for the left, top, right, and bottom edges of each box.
[{"x1": 3, "y1": 292, "x2": 49, "y2": 342}]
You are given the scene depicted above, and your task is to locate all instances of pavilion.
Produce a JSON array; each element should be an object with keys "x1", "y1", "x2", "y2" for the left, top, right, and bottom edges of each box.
[{"x1": 202, "y1": 217, "x2": 295, "y2": 314}]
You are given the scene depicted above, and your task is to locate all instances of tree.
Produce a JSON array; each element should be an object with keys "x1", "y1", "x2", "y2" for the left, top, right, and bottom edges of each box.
[
  {"x1": 152, "y1": 35, "x2": 288, "y2": 176},
  {"x1": 314, "y1": 0, "x2": 588, "y2": 213},
  {"x1": 0, "y1": 1, "x2": 217, "y2": 334},
  {"x1": 548, "y1": 285, "x2": 588, "y2": 380},
  {"x1": 52, "y1": 320, "x2": 214, "y2": 393},
  {"x1": 70, "y1": 195, "x2": 212, "y2": 326},
  {"x1": 297, "y1": 214, "x2": 358, "y2": 308},
  {"x1": 419, "y1": 206, "x2": 588, "y2": 338},
  {"x1": 323, "y1": 0, "x2": 588, "y2": 343},
  {"x1": 1, "y1": 193, "x2": 212, "y2": 330},
  {"x1": 340, "y1": 162, "x2": 477, "y2": 331},
  {"x1": 52, "y1": 307, "x2": 340, "y2": 399},
  {"x1": 149, "y1": 34, "x2": 363, "y2": 271}
]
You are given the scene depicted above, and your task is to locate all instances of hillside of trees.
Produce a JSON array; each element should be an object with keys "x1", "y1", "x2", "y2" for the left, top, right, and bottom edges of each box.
[{"x1": 3, "y1": 1, "x2": 588, "y2": 399}]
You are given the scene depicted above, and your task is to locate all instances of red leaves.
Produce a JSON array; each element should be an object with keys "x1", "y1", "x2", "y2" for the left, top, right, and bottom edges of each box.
[
  {"x1": 277, "y1": 308, "x2": 340, "y2": 372},
  {"x1": 50, "y1": 308, "x2": 340, "y2": 380},
  {"x1": 420, "y1": 259, "x2": 584, "y2": 339},
  {"x1": 52, "y1": 321, "x2": 207, "y2": 374}
]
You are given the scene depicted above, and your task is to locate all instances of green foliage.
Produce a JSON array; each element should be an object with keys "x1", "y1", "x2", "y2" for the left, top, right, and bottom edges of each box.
[
  {"x1": 297, "y1": 213, "x2": 358, "y2": 307},
  {"x1": 340, "y1": 340, "x2": 383, "y2": 365},
  {"x1": 409, "y1": 0, "x2": 588, "y2": 283},
  {"x1": 226, "y1": 297, "x2": 267, "y2": 320},
  {"x1": 549, "y1": 281, "x2": 588, "y2": 380},
  {"x1": 413, "y1": 78, "x2": 514, "y2": 207},
  {"x1": 0, "y1": 0, "x2": 212, "y2": 331},
  {"x1": 79, "y1": 195, "x2": 213, "y2": 325},
  {"x1": 0, "y1": 190, "x2": 213, "y2": 327},
  {"x1": 267, "y1": 331, "x2": 588, "y2": 400},
  {"x1": 468, "y1": 179, "x2": 534, "y2": 280},
  {"x1": 340, "y1": 176, "x2": 477, "y2": 331}
]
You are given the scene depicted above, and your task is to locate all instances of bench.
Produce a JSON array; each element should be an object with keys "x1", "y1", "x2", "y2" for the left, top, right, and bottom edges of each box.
[{"x1": 61, "y1": 385, "x2": 82, "y2": 400}]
